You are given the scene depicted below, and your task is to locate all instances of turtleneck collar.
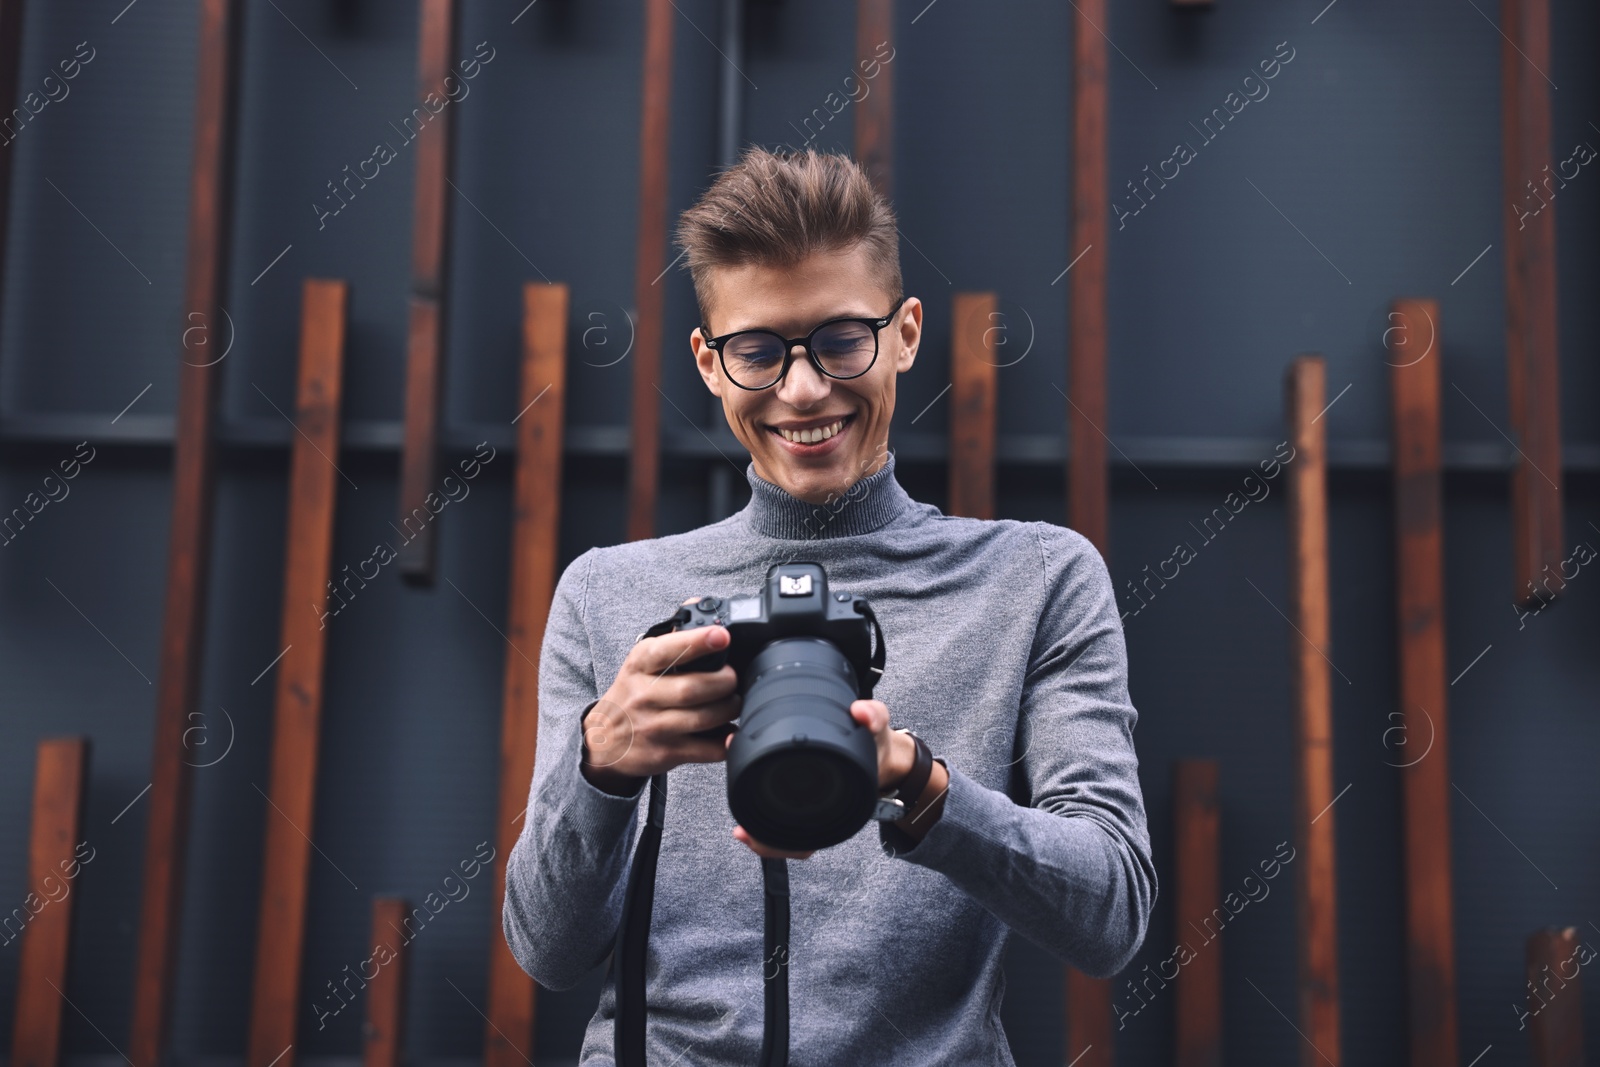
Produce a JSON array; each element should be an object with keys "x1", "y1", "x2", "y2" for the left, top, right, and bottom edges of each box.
[{"x1": 740, "y1": 449, "x2": 913, "y2": 540}]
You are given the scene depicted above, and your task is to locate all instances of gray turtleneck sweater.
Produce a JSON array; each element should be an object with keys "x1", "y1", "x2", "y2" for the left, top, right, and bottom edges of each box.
[{"x1": 503, "y1": 450, "x2": 1155, "y2": 1066}]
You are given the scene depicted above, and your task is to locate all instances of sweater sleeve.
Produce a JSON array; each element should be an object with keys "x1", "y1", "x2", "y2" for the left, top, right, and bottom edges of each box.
[
  {"x1": 884, "y1": 523, "x2": 1157, "y2": 978},
  {"x1": 502, "y1": 547, "x2": 648, "y2": 991}
]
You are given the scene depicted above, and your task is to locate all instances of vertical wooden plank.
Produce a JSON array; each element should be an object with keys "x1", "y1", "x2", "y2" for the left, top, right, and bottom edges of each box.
[
  {"x1": 363, "y1": 898, "x2": 410, "y2": 1067},
  {"x1": 485, "y1": 283, "x2": 569, "y2": 1067},
  {"x1": 625, "y1": 0, "x2": 673, "y2": 544},
  {"x1": 129, "y1": 3, "x2": 242, "y2": 1063},
  {"x1": 1066, "y1": 0, "x2": 1113, "y2": 1059},
  {"x1": 1173, "y1": 759, "x2": 1221, "y2": 1067},
  {"x1": 1067, "y1": 0, "x2": 1109, "y2": 557},
  {"x1": 396, "y1": 0, "x2": 459, "y2": 584},
  {"x1": 10, "y1": 738, "x2": 89, "y2": 1067},
  {"x1": 1388, "y1": 298, "x2": 1460, "y2": 1067},
  {"x1": 853, "y1": 0, "x2": 893, "y2": 196},
  {"x1": 246, "y1": 278, "x2": 350, "y2": 1067},
  {"x1": 1067, "y1": 971, "x2": 1114, "y2": 1067},
  {"x1": 949, "y1": 292, "x2": 997, "y2": 520},
  {"x1": 1284, "y1": 355, "x2": 1343, "y2": 1067},
  {"x1": 1526, "y1": 927, "x2": 1585, "y2": 1067},
  {"x1": 1499, "y1": 0, "x2": 1564, "y2": 609}
]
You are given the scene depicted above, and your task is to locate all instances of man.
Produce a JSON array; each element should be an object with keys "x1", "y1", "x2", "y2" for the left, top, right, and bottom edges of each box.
[{"x1": 504, "y1": 147, "x2": 1155, "y2": 1066}]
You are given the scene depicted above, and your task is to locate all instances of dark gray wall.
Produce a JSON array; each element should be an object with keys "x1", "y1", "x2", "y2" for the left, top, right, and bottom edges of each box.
[{"x1": 0, "y1": 1, "x2": 1596, "y2": 1065}]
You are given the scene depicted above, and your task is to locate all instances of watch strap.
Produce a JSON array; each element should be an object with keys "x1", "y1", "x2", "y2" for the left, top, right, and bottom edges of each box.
[{"x1": 886, "y1": 729, "x2": 933, "y2": 812}]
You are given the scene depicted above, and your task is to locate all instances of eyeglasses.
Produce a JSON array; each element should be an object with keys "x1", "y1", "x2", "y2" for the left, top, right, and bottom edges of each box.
[{"x1": 701, "y1": 296, "x2": 907, "y2": 391}]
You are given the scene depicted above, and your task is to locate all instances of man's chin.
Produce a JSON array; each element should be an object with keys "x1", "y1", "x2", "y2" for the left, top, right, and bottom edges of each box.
[{"x1": 755, "y1": 450, "x2": 858, "y2": 502}]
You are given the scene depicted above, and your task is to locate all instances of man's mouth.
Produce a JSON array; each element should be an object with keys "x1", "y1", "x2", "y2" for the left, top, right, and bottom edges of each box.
[{"x1": 768, "y1": 412, "x2": 856, "y2": 445}]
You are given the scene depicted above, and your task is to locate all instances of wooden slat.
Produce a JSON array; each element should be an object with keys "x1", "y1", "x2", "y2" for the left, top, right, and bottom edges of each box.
[
  {"x1": 129, "y1": 3, "x2": 242, "y2": 1063},
  {"x1": 1065, "y1": 0, "x2": 1113, "y2": 1057},
  {"x1": 625, "y1": 0, "x2": 673, "y2": 544},
  {"x1": 1067, "y1": 970, "x2": 1113, "y2": 1067},
  {"x1": 1526, "y1": 927, "x2": 1585, "y2": 1067},
  {"x1": 1499, "y1": 0, "x2": 1564, "y2": 609},
  {"x1": 485, "y1": 283, "x2": 569, "y2": 1067},
  {"x1": 1388, "y1": 298, "x2": 1459, "y2": 1067},
  {"x1": 853, "y1": 0, "x2": 893, "y2": 195},
  {"x1": 397, "y1": 0, "x2": 459, "y2": 584},
  {"x1": 1284, "y1": 354, "x2": 1343, "y2": 1066},
  {"x1": 246, "y1": 278, "x2": 350, "y2": 1067},
  {"x1": 1067, "y1": 0, "x2": 1110, "y2": 556},
  {"x1": 363, "y1": 898, "x2": 410, "y2": 1067},
  {"x1": 10, "y1": 738, "x2": 89, "y2": 1067},
  {"x1": 949, "y1": 292, "x2": 997, "y2": 520},
  {"x1": 1173, "y1": 759, "x2": 1221, "y2": 1067}
]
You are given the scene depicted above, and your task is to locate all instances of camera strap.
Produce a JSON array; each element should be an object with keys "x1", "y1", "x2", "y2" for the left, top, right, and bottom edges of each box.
[
  {"x1": 613, "y1": 600, "x2": 885, "y2": 1066},
  {"x1": 614, "y1": 770, "x2": 791, "y2": 1067}
]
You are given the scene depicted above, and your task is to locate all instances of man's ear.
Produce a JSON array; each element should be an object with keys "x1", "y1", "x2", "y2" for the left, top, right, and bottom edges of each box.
[
  {"x1": 692, "y1": 327, "x2": 725, "y2": 397},
  {"x1": 894, "y1": 297, "x2": 922, "y2": 372}
]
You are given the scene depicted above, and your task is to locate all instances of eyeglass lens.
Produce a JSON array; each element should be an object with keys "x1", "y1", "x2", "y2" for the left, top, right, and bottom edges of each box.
[{"x1": 723, "y1": 320, "x2": 877, "y2": 388}]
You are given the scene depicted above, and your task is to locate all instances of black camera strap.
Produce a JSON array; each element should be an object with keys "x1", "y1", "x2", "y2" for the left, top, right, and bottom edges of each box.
[
  {"x1": 614, "y1": 778, "x2": 792, "y2": 1067},
  {"x1": 613, "y1": 601, "x2": 885, "y2": 1066}
]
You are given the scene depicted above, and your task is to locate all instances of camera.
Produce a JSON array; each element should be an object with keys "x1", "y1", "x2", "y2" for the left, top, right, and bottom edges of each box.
[{"x1": 658, "y1": 561, "x2": 884, "y2": 852}]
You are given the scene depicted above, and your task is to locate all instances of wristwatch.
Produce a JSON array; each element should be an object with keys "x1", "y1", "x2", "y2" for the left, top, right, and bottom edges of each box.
[{"x1": 872, "y1": 728, "x2": 933, "y2": 822}]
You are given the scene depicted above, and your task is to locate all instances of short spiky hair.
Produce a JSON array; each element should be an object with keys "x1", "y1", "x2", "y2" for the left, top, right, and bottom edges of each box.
[{"x1": 675, "y1": 146, "x2": 902, "y2": 330}]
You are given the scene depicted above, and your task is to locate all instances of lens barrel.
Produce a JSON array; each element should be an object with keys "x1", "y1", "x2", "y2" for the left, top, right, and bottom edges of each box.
[{"x1": 725, "y1": 637, "x2": 879, "y2": 851}]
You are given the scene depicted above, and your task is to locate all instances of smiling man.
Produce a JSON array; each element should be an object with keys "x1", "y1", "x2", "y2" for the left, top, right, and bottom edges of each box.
[{"x1": 503, "y1": 147, "x2": 1156, "y2": 1066}]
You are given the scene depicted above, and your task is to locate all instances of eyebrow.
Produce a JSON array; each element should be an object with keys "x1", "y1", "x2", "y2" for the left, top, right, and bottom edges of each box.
[{"x1": 716, "y1": 308, "x2": 881, "y2": 336}]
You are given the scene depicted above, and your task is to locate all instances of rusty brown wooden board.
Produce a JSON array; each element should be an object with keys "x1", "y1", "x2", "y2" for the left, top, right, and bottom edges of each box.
[
  {"x1": 625, "y1": 0, "x2": 673, "y2": 544},
  {"x1": 128, "y1": 3, "x2": 242, "y2": 1063},
  {"x1": 1173, "y1": 759, "x2": 1221, "y2": 1067},
  {"x1": 485, "y1": 283, "x2": 569, "y2": 1067},
  {"x1": 10, "y1": 737, "x2": 89, "y2": 1067},
  {"x1": 397, "y1": 0, "x2": 459, "y2": 584},
  {"x1": 1499, "y1": 0, "x2": 1565, "y2": 609},
  {"x1": 363, "y1": 897, "x2": 410, "y2": 1067},
  {"x1": 1068, "y1": 0, "x2": 1109, "y2": 558},
  {"x1": 1067, "y1": 969, "x2": 1113, "y2": 1067},
  {"x1": 1388, "y1": 298, "x2": 1460, "y2": 1067},
  {"x1": 949, "y1": 292, "x2": 997, "y2": 520},
  {"x1": 1064, "y1": 0, "x2": 1113, "y2": 1056},
  {"x1": 1526, "y1": 927, "x2": 1586, "y2": 1067},
  {"x1": 853, "y1": 0, "x2": 893, "y2": 195},
  {"x1": 1284, "y1": 354, "x2": 1343, "y2": 1066},
  {"x1": 245, "y1": 279, "x2": 350, "y2": 1067}
]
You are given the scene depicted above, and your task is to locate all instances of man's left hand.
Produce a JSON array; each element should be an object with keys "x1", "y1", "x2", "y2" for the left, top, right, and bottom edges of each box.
[{"x1": 727, "y1": 698, "x2": 915, "y2": 860}]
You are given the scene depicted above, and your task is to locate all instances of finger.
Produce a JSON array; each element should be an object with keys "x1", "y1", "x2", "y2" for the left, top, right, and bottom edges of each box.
[
  {"x1": 670, "y1": 736, "x2": 728, "y2": 765},
  {"x1": 851, "y1": 699, "x2": 888, "y2": 733},
  {"x1": 656, "y1": 697, "x2": 740, "y2": 737},
  {"x1": 635, "y1": 624, "x2": 731, "y2": 677},
  {"x1": 651, "y1": 664, "x2": 739, "y2": 708},
  {"x1": 733, "y1": 826, "x2": 814, "y2": 860}
]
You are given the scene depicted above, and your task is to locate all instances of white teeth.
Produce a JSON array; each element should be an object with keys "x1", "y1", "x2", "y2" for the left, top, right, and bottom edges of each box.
[{"x1": 778, "y1": 418, "x2": 846, "y2": 444}]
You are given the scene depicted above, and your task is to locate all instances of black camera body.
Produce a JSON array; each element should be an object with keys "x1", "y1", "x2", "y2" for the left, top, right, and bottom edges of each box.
[{"x1": 661, "y1": 561, "x2": 883, "y2": 852}]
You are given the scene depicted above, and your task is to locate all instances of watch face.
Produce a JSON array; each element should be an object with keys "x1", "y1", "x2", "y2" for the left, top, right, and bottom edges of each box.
[{"x1": 872, "y1": 796, "x2": 907, "y2": 822}]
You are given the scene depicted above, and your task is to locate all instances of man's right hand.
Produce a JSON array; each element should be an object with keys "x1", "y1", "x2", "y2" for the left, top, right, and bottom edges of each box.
[{"x1": 580, "y1": 598, "x2": 743, "y2": 796}]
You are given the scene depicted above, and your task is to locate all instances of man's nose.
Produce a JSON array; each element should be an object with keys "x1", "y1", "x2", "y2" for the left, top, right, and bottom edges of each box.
[{"x1": 776, "y1": 344, "x2": 830, "y2": 403}]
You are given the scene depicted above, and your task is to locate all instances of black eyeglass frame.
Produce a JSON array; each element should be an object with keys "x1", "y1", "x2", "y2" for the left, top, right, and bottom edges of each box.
[{"x1": 700, "y1": 295, "x2": 908, "y2": 391}]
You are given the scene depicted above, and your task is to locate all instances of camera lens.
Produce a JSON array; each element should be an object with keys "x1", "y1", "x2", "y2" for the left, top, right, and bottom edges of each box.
[
  {"x1": 759, "y1": 750, "x2": 843, "y2": 818},
  {"x1": 726, "y1": 637, "x2": 879, "y2": 851}
]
